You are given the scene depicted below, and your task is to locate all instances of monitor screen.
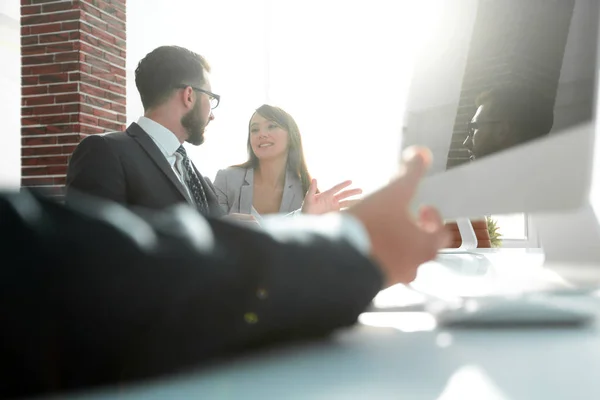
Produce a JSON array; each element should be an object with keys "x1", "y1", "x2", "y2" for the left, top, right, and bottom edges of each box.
[{"x1": 403, "y1": 0, "x2": 599, "y2": 173}]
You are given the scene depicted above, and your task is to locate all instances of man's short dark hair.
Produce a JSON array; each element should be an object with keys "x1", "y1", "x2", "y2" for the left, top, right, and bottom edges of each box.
[
  {"x1": 135, "y1": 46, "x2": 211, "y2": 111},
  {"x1": 475, "y1": 84, "x2": 555, "y2": 141}
]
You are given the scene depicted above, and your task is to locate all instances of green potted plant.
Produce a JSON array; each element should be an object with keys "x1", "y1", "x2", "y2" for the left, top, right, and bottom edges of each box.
[{"x1": 486, "y1": 216, "x2": 503, "y2": 248}]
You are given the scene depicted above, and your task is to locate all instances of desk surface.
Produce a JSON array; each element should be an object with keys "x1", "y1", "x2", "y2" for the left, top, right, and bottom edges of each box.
[{"x1": 65, "y1": 250, "x2": 600, "y2": 400}]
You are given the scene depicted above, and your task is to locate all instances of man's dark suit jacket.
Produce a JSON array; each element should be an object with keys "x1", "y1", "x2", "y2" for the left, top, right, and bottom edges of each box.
[
  {"x1": 66, "y1": 122, "x2": 224, "y2": 217},
  {"x1": 0, "y1": 190, "x2": 382, "y2": 399}
]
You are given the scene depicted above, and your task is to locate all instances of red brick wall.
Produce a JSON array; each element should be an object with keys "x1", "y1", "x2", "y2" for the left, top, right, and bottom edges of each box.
[
  {"x1": 20, "y1": 0, "x2": 126, "y2": 198},
  {"x1": 446, "y1": 0, "x2": 575, "y2": 169}
]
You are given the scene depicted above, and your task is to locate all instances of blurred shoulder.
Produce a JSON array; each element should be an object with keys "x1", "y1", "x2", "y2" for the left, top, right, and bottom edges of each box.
[
  {"x1": 217, "y1": 166, "x2": 248, "y2": 180},
  {"x1": 214, "y1": 166, "x2": 249, "y2": 190}
]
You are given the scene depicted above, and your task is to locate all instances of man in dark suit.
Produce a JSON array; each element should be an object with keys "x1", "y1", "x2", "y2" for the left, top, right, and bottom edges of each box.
[
  {"x1": 1, "y1": 146, "x2": 448, "y2": 399},
  {"x1": 66, "y1": 46, "x2": 224, "y2": 216}
]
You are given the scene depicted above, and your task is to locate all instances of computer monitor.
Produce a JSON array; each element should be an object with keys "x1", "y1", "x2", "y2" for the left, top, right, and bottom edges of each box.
[{"x1": 402, "y1": 0, "x2": 600, "y2": 283}]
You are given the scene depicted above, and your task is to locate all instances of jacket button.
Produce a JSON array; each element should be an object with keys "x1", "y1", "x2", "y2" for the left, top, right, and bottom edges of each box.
[
  {"x1": 257, "y1": 288, "x2": 268, "y2": 299},
  {"x1": 244, "y1": 312, "x2": 259, "y2": 324}
]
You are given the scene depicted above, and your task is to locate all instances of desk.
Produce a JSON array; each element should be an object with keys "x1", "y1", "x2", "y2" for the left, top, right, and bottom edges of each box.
[{"x1": 65, "y1": 250, "x2": 600, "y2": 399}]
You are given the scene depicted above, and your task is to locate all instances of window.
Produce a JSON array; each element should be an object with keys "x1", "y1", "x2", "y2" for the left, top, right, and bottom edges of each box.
[
  {"x1": 489, "y1": 213, "x2": 540, "y2": 248},
  {"x1": 127, "y1": 0, "x2": 438, "y2": 193}
]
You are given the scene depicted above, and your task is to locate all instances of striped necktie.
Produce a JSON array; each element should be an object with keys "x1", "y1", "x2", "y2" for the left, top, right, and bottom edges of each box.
[{"x1": 176, "y1": 145, "x2": 209, "y2": 215}]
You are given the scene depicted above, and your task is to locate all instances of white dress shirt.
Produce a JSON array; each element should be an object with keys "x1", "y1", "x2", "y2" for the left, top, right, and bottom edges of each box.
[
  {"x1": 137, "y1": 116, "x2": 194, "y2": 201},
  {"x1": 137, "y1": 116, "x2": 371, "y2": 257}
]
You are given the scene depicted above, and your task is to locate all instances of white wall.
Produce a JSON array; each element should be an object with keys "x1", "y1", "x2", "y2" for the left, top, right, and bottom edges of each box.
[
  {"x1": 127, "y1": 0, "x2": 434, "y2": 194},
  {"x1": 0, "y1": 0, "x2": 20, "y2": 188}
]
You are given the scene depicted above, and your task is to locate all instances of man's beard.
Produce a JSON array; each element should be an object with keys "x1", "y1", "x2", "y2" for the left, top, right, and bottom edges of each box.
[{"x1": 181, "y1": 102, "x2": 207, "y2": 146}]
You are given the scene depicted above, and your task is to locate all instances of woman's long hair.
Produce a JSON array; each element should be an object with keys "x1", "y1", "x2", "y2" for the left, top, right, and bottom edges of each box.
[{"x1": 233, "y1": 104, "x2": 312, "y2": 195}]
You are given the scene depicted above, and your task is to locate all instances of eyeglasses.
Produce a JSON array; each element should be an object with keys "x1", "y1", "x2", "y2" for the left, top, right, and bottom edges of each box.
[
  {"x1": 175, "y1": 84, "x2": 220, "y2": 110},
  {"x1": 464, "y1": 120, "x2": 500, "y2": 152},
  {"x1": 465, "y1": 120, "x2": 503, "y2": 144},
  {"x1": 467, "y1": 120, "x2": 503, "y2": 136}
]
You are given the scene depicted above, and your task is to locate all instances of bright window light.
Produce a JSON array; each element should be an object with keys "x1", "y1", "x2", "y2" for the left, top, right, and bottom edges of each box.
[
  {"x1": 490, "y1": 213, "x2": 527, "y2": 240},
  {"x1": 127, "y1": 0, "x2": 437, "y2": 194}
]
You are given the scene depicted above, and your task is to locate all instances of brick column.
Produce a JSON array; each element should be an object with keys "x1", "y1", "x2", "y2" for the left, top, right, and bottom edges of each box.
[
  {"x1": 20, "y1": 0, "x2": 126, "y2": 198},
  {"x1": 446, "y1": 0, "x2": 574, "y2": 169}
]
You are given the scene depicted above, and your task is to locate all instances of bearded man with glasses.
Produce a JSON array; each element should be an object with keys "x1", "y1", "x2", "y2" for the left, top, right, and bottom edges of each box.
[{"x1": 66, "y1": 46, "x2": 225, "y2": 216}]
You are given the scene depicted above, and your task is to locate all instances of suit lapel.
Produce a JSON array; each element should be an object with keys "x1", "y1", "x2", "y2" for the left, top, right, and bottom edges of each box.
[
  {"x1": 126, "y1": 123, "x2": 193, "y2": 204},
  {"x1": 280, "y1": 170, "x2": 298, "y2": 213},
  {"x1": 239, "y1": 168, "x2": 254, "y2": 215}
]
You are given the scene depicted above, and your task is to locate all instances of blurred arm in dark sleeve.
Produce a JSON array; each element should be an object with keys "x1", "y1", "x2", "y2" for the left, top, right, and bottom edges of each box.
[{"x1": 0, "y1": 189, "x2": 382, "y2": 398}]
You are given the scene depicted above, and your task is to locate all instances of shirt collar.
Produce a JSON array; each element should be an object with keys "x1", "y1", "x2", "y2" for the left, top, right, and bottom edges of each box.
[{"x1": 137, "y1": 116, "x2": 182, "y2": 158}]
